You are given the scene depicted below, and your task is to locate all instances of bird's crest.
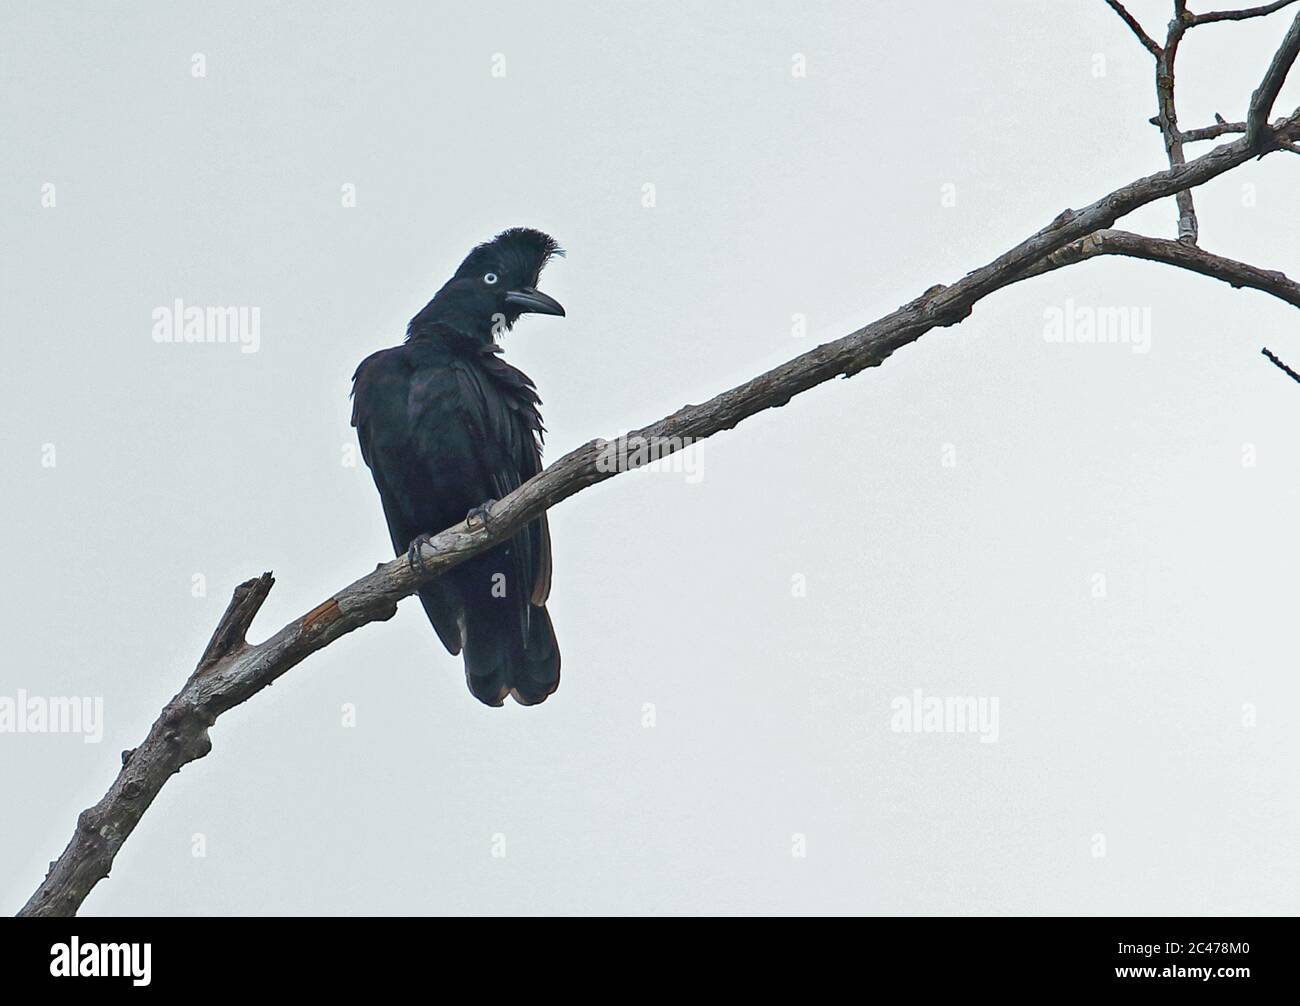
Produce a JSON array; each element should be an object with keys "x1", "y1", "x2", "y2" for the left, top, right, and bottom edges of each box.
[{"x1": 453, "y1": 227, "x2": 564, "y2": 288}]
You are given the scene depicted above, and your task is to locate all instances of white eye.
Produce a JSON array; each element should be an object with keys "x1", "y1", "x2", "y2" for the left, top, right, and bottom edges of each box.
[{"x1": 483, "y1": 272, "x2": 499, "y2": 285}]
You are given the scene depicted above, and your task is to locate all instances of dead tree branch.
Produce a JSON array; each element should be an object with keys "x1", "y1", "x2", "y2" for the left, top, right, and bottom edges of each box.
[
  {"x1": 1181, "y1": 115, "x2": 1248, "y2": 141},
  {"x1": 1106, "y1": 0, "x2": 1164, "y2": 55},
  {"x1": 1262, "y1": 345, "x2": 1300, "y2": 379},
  {"x1": 18, "y1": 9, "x2": 1300, "y2": 918},
  {"x1": 1248, "y1": 10, "x2": 1300, "y2": 146},
  {"x1": 1157, "y1": 4, "x2": 1201, "y2": 242},
  {"x1": 1013, "y1": 228, "x2": 1300, "y2": 307},
  {"x1": 1191, "y1": 1, "x2": 1298, "y2": 26},
  {"x1": 1115, "y1": 2, "x2": 1300, "y2": 239}
]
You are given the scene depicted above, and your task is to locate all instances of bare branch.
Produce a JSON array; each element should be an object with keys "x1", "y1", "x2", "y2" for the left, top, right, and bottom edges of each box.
[
  {"x1": 1190, "y1": 1, "x2": 1299, "y2": 25},
  {"x1": 197, "y1": 572, "x2": 275, "y2": 667},
  {"x1": 1262, "y1": 346, "x2": 1300, "y2": 380},
  {"x1": 19, "y1": 571, "x2": 403, "y2": 918},
  {"x1": 1181, "y1": 114, "x2": 1248, "y2": 141},
  {"x1": 1247, "y1": 10, "x2": 1300, "y2": 146},
  {"x1": 1155, "y1": 7, "x2": 1200, "y2": 242},
  {"x1": 1106, "y1": 0, "x2": 1164, "y2": 55},
  {"x1": 1123, "y1": 1, "x2": 1298, "y2": 238},
  {"x1": 1013, "y1": 228, "x2": 1300, "y2": 307}
]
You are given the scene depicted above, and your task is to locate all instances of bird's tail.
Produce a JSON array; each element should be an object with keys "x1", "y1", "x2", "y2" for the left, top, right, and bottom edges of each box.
[{"x1": 462, "y1": 602, "x2": 561, "y2": 707}]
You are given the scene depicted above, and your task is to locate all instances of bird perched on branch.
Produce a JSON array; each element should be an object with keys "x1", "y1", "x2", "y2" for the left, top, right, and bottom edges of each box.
[{"x1": 351, "y1": 228, "x2": 565, "y2": 706}]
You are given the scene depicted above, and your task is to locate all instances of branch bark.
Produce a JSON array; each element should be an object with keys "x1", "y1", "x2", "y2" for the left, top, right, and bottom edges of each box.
[
  {"x1": 1105, "y1": 0, "x2": 1164, "y2": 56},
  {"x1": 18, "y1": 22, "x2": 1300, "y2": 918},
  {"x1": 1181, "y1": 115, "x2": 1247, "y2": 142},
  {"x1": 1158, "y1": 4, "x2": 1200, "y2": 242},
  {"x1": 1263, "y1": 345, "x2": 1300, "y2": 379},
  {"x1": 1191, "y1": 1, "x2": 1298, "y2": 25},
  {"x1": 1113, "y1": 3, "x2": 1300, "y2": 238},
  {"x1": 1247, "y1": 10, "x2": 1300, "y2": 147},
  {"x1": 1013, "y1": 228, "x2": 1300, "y2": 307}
]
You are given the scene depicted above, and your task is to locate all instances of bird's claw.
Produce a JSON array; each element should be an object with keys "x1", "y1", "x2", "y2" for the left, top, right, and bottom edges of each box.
[
  {"x1": 406, "y1": 533, "x2": 436, "y2": 574},
  {"x1": 465, "y1": 500, "x2": 497, "y2": 532}
]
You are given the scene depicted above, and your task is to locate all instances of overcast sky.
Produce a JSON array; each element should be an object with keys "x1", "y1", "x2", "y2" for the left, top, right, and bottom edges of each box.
[{"x1": 3, "y1": 0, "x2": 1298, "y2": 915}]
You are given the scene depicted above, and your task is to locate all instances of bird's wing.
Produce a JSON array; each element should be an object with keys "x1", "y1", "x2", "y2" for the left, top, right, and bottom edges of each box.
[
  {"x1": 351, "y1": 347, "x2": 465, "y2": 655},
  {"x1": 450, "y1": 351, "x2": 554, "y2": 619}
]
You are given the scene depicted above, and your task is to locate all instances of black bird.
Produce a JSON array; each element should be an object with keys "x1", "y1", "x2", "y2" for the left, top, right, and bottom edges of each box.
[{"x1": 351, "y1": 228, "x2": 565, "y2": 706}]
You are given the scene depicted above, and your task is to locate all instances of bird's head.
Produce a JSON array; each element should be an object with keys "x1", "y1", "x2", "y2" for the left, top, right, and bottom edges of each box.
[{"x1": 410, "y1": 227, "x2": 565, "y2": 345}]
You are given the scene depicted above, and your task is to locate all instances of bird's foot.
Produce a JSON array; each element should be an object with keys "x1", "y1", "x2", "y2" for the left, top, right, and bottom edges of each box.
[
  {"x1": 406, "y1": 533, "x2": 436, "y2": 574},
  {"x1": 465, "y1": 499, "x2": 498, "y2": 532}
]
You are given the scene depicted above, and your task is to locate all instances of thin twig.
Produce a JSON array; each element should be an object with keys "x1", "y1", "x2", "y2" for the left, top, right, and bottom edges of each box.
[
  {"x1": 1262, "y1": 346, "x2": 1300, "y2": 381},
  {"x1": 1181, "y1": 116, "x2": 1248, "y2": 141},
  {"x1": 1191, "y1": 1, "x2": 1299, "y2": 25},
  {"x1": 1106, "y1": 0, "x2": 1164, "y2": 55},
  {"x1": 1156, "y1": 5, "x2": 1200, "y2": 243},
  {"x1": 1247, "y1": 10, "x2": 1300, "y2": 147},
  {"x1": 1014, "y1": 228, "x2": 1300, "y2": 307}
]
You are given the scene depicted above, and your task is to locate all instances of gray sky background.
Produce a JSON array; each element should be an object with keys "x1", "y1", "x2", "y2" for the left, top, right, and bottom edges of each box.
[{"x1": 2, "y1": 0, "x2": 1298, "y2": 915}]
